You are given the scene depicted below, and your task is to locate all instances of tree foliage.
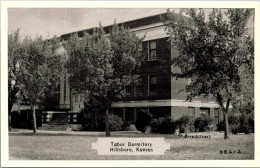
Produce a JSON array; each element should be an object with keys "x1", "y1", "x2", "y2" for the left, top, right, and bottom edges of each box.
[
  {"x1": 64, "y1": 24, "x2": 144, "y2": 136},
  {"x1": 8, "y1": 31, "x2": 62, "y2": 133},
  {"x1": 163, "y1": 9, "x2": 254, "y2": 139},
  {"x1": 8, "y1": 30, "x2": 23, "y2": 130}
]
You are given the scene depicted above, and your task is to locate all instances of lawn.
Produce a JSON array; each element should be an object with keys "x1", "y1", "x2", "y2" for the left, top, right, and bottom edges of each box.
[{"x1": 9, "y1": 131, "x2": 254, "y2": 160}]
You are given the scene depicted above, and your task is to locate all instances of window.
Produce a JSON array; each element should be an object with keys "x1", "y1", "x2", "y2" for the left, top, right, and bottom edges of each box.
[
  {"x1": 80, "y1": 95, "x2": 84, "y2": 102},
  {"x1": 200, "y1": 108, "x2": 210, "y2": 116},
  {"x1": 148, "y1": 41, "x2": 156, "y2": 60},
  {"x1": 214, "y1": 108, "x2": 219, "y2": 123},
  {"x1": 125, "y1": 108, "x2": 134, "y2": 123},
  {"x1": 75, "y1": 95, "x2": 78, "y2": 102},
  {"x1": 188, "y1": 107, "x2": 195, "y2": 120},
  {"x1": 148, "y1": 75, "x2": 157, "y2": 95},
  {"x1": 125, "y1": 86, "x2": 131, "y2": 96},
  {"x1": 136, "y1": 77, "x2": 143, "y2": 95}
]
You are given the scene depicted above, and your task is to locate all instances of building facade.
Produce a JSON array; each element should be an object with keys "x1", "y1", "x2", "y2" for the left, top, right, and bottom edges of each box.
[{"x1": 42, "y1": 13, "x2": 223, "y2": 130}]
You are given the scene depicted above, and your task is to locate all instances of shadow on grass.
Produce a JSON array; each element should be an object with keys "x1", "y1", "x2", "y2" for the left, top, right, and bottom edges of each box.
[
  {"x1": 9, "y1": 132, "x2": 181, "y2": 138},
  {"x1": 9, "y1": 132, "x2": 103, "y2": 137}
]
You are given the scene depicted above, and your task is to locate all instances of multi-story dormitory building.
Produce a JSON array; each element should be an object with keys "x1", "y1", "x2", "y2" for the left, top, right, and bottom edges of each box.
[{"x1": 41, "y1": 13, "x2": 223, "y2": 131}]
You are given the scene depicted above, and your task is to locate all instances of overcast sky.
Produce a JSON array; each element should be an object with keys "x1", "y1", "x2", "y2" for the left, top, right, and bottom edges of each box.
[
  {"x1": 8, "y1": 8, "x2": 254, "y2": 39},
  {"x1": 8, "y1": 8, "x2": 169, "y2": 39}
]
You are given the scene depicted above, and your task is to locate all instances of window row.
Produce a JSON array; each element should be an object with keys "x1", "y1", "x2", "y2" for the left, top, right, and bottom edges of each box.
[
  {"x1": 125, "y1": 75, "x2": 157, "y2": 97},
  {"x1": 188, "y1": 107, "x2": 221, "y2": 123},
  {"x1": 74, "y1": 94, "x2": 84, "y2": 103},
  {"x1": 139, "y1": 40, "x2": 157, "y2": 61}
]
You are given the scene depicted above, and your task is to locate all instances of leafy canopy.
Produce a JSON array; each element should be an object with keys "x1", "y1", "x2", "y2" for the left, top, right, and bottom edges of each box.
[
  {"x1": 163, "y1": 9, "x2": 253, "y2": 108},
  {"x1": 64, "y1": 24, "x2": 144, "y2": 106},
  {"x1": 17, "y1": 34, "x2": 62, "y2": 106}
]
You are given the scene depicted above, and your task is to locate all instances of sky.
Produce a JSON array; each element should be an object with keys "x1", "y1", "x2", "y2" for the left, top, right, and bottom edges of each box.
[
  {"x1": 8, "y1": 8, "x2": 169, "y2": 39},
  {"x1": 8, "y1": 8, "x2": 254, "y2": 39}
]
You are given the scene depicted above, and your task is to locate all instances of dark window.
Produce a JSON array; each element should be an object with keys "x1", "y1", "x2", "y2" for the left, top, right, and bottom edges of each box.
[
  {"x1": 136, "y1": 77, "x2": 143, "y2": 95},
  {"x1": 75, "y1": 95, "x2": 78, "y2": 102},
  {"x1": 149, "y1": 75, "x2": 156, "y2": 95},
  {"x1": 214, "y1": 108, "x2": 219, "y2": 123},
  {"x1": 125, "y1": 86, "x2": 131, "y2": 96},
  {"x1": 149, "y1": 107, "x2": 170, "y2": 119},
  {"x1": 200, "y1": 108, "x2": 210, "y2": 116},
  {"x1": 149, "y1": 41, "x2": 156, "y2": 60},
  {"x1": 80, "y1": 95, "x2": 84, "y2": 102},
  {"x1": 125, "y1": 108, "x2": 134, "y2": 123},
  {"x1": 188, "y1": 107, "x2": 195, "y2": 120},
  {"x1": 113, "y1": 108, "x2": 123, "y2": 118}
]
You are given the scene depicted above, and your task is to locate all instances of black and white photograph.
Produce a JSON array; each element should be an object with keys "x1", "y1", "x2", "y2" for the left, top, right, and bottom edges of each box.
[{"x1": 1, "y1": 1, "x2": 259, "y2": 167}]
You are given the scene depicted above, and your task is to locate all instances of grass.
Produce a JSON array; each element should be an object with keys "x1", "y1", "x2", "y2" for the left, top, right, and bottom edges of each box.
[{"x1": 9, "y1": 131, "x2": 254, "y2": 160}]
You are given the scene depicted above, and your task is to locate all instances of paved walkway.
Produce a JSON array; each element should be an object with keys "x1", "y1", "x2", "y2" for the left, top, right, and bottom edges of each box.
[{"x1": 9, "y1": 128, "x2": 142, "y2": 136}]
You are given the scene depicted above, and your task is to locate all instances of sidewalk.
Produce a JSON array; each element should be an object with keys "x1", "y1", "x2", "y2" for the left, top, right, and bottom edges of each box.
[{"x1": 9, "y1": 128, "x2": 142, "y2": 136}]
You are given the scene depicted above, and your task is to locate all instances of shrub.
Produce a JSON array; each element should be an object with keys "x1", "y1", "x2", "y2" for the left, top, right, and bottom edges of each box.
[
  {"x1": 80, "y1": 108, "x2": 105, "y2": 131},
  {"x1": 175, "y1": 115, "x2": 194, "y2": 133},
  {"x1": 216, "y1": 120, "x2": 225, "y2": 131},
  {"x1": 248, "y1": 115, "x2": 254, "y2": 133},
  {"x1": 194, "y1": 115, "x2": 214, "y2": 132},
  {"x1": 216, "y1": 112, "x2": 254, "y2": 134},
  {"x1": 151, "y1": 117, "x2": 176, "y2": 134},
  {"x1": 229, "y1": 114, "x2": 241, "y2": 134},
  {"x1": 109, "y1": 114, "x2": 123, "y2": 131},
  {"x1": 135, "y1": 109, "x2": 153, "y2": 133},
  {"x1": 240, "y1": 112, "x2": 254, "y2": 134},
  {"x1": 79, "y1": 96, "x2": 108, "y2": 131}
]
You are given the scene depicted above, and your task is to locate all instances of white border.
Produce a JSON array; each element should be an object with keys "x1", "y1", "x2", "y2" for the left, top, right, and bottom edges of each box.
[{"x1": 1, "y1": 1, "x2": 260, "y2": 167}]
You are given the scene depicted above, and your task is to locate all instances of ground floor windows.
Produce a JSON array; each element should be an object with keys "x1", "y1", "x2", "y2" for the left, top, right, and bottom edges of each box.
[
  {"x1": 188, "y1": 107, "x2": 195, "y2": 120},
  {"x1": 112, "y1": 106, "x2": 223, "y2": 127},
  {"x1": 125, "y1": 108, "x2": 135, "y2": 123},
  {"x1": 112, "y1": 107, "x2": 171, "y2": 123},
  {"x1": 200, "y1": 107, "x2": 210, "y2": 116},
  {"x1": 149, "y1": 107, "x2": 171, "y2": 119},
  {"x1": 214, "y1": 108, "x2": 220, "y2": 124},
  {"x1": 148, "y1": 75, "x2": 157, "y2": 95}
]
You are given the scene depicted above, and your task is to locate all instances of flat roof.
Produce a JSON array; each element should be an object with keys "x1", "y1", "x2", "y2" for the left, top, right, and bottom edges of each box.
[{"x1": 60, "y1": 12, "x2": 168, "y2": 41}]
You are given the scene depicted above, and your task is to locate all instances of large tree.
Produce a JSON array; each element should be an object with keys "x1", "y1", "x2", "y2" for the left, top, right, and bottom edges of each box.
[
  {"x1": 163, "y1": 9, "x2": 254, "y2": 139},
  {"x1": 8, "y1": 30, "x2": 22, "y2": 131},
  {"x1": 15, "y1": 34, "x2": 62, "y2": 133},
  {"x1": 64, "y1": 24, "x2": 144, "y2": 136}
]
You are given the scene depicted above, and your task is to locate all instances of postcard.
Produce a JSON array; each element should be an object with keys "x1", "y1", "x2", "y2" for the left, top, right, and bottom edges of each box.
[{"x1": 1, "y1": 1, "x2": 259, "y2": 167}]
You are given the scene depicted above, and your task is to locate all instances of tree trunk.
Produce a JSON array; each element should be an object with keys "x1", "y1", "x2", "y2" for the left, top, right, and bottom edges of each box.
[
  {"x1": 8, "y1": 101, "x2": 14, "y2": 132},
  {"x1": 105, "y1": 108, "x2": 110, "y2": 136},
  {"x1": 223, "y1": 112, "x2": 229, "y2": 139},
  {"x1": 8, "y1": 112, "x2": 12, "y2": 132},
  {"x1": 32, "y1": 105, "x2": 37, "y2": 133}
]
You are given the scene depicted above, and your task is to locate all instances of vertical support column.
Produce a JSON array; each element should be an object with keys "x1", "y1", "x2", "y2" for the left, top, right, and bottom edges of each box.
[
  {"x1": 123, "y1": 107, "x2": 126, "y2": 122},
  {"x1": 65, "y1": 74, "x2": 70, "y2": 105},
  {"x1": 59, "y1": 74, "x2": 64, "y2": 104},
  {"x1": 134, "y1": 108, "x2": 137, "y2": 122}
]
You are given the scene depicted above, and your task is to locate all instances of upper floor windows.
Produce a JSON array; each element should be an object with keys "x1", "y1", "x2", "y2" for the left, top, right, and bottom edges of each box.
[
  {"x1": 125, "y1": 86, "x2": 131, "y2": 96},
  {"x1": 148, "y1": 75, "x2": 157, "y2": 95},
  {"x1": 148, "y1": 41, "x2": 156, "y2": 61},
  {"x1": 136, "y1": 77, "x2": 143, "y2": 96}
]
